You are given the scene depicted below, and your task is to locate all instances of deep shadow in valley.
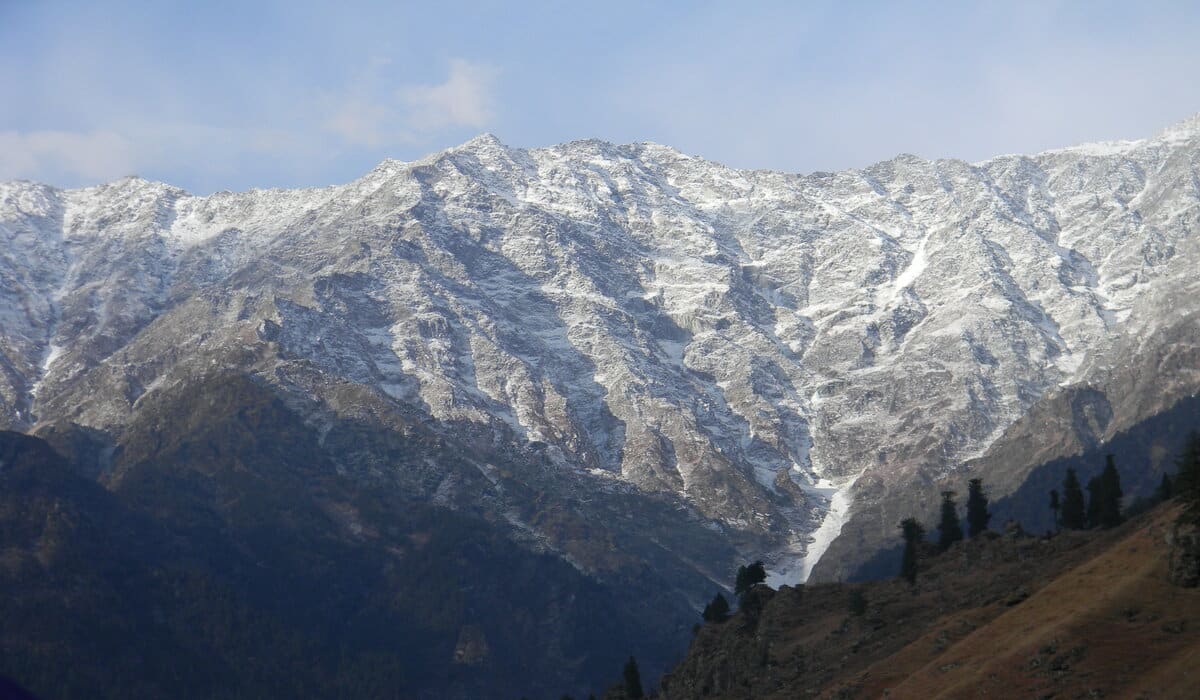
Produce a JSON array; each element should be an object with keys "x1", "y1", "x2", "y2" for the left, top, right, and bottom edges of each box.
[{"x1": 0, "y1": 373, "x2": 737, "y2": 700}]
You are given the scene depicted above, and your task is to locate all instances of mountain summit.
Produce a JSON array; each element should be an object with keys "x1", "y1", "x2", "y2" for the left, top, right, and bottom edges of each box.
[{"x1": 3, "y1": 114, "x2": 1200, "y2": 588}]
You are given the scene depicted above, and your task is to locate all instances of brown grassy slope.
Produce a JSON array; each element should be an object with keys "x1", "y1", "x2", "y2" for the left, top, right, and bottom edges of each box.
[
  {"x1": 845, "y1": 506, "x2": 1200, "y2": 699},
  {"x1": 659, "y1": 504, "x2": 1199, "y2": 699}
]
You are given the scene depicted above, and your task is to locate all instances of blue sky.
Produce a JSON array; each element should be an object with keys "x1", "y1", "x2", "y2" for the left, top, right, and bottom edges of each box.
[{"x1": 3, "y1": 0, "x2": 1199, "y2": 193}]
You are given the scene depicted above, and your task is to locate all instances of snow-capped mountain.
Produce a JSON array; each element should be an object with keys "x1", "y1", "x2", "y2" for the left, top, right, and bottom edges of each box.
[{"x1": 3, "y1": 115, "x2": 1200, "y2": 581}]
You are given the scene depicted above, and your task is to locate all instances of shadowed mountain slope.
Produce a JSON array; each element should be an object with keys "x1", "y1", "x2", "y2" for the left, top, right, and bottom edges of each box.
[{"x1": 0, "y1": 374, "x2": 713, "y2": 699}]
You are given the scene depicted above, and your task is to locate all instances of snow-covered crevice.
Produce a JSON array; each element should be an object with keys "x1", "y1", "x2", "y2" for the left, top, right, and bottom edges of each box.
[
  {"x1": 885, "y1": 232, "x2": 931, "y2": 305},
  {"x1": 798, "y1": 476, "x2": 855, "y2": 582},
  {"x1": 765, "y1": 473, "x2": 857, "y2": 587},
  {"x1": 764, "y1": 541, "x2": 809, "y2": 588},
  {"x1": 28, "y1": 343, "x2": 64, "y2": 402}
]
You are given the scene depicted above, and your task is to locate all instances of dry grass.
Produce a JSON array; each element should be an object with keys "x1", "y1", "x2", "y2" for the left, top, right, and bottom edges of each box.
[
  {"x1": 662, "y1": 504, "x2": 1199, "y2": 699},
  {"x1": 847, "y1": 506, "x2": 1200, "y2": 699}
]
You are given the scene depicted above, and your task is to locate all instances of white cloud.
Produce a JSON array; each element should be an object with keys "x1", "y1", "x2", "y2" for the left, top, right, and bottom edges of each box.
[
  {"x1": 0, "y1": 123, "x2": 325, "y2": 190},
  {"x1": 1, "y1": 58, "x2": 502, "y2": 187},
  {"x1": 327, "y1": 99, "x2": 391, "y2": 147},
  {"x1": 324, "y1": 58, "x2": 499, "y2": 147},
  {"x1": 0, "y1": 130, "x2": 136, "y2": 181},
  {"x1": 401, "y1": 59, "x2": 498, "y2": 131}
]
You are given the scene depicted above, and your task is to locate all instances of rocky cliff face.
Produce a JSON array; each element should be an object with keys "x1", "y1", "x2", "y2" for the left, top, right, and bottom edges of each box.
[{"x1": 3, "y1": 115, "x2": 1200, "y2": 584}]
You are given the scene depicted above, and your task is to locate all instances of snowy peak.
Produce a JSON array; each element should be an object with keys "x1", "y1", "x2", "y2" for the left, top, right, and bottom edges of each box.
[
  {"x1": 455, "y1": 132, "x2": 507, "y2": 151},
  {"x1": 1031, "y1": 112, "x2": 1200, "y2": 160},
  {"x1": 2, "y1": 116, "x2": 1200, "y2": 582},
  {"x1": 1155, "y1": 111, "x2": 1200, "y2": 140}
]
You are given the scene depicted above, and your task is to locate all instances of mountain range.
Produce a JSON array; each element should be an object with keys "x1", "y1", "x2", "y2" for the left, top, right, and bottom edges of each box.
[{"x1": 3, "y1": 114, "x2": 1200, "y2": 695}]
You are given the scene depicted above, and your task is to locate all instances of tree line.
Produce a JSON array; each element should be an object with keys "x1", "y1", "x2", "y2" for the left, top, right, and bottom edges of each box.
[
  {"x1": 899, "y1": 459, "x2": 1120, "y2": 585},
  {"x1": 1049, "y1": 454, "x2": 1124, "y2": 530},
  {"x1": 897, "y1": 477, "x2": 991, "y2": 583},
  {"x1": 631, "y1": 434, "x2": 1200, "y2": 698},
  {"x1": 898, "y1": 433, "x2": 1200, "y2": 585}
]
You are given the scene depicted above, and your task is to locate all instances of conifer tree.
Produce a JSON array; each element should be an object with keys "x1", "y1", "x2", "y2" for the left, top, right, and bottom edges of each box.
[
  {"x1": 734, "y1": 561, "x2": 767, "y2": 597},
  {"x1": 702, "y1": 592, "x2": 730, "y2": 623},
  {"x1": 937, "y1": 491, "x2": 963, "y2": 551},
  {"x1": 1086, "y1": 476, "x2": 1102, "y2": 528},
  {"x1": 1097, "y1": 454, "x2": 1124, "y2": 528},
  {"x1": 899, "y1": 517, "x2": 925, "y2": 584},
  {"x1": 1060, "y1": 468, "x2": 1086, "y2": 529},
  {"x1": 1157, "y1": 473, "x2": 1174, "y2": 502},
  {"x1": 1049, "y1": 489, "x2": 1061, "y2": 529},
  {"x1": 966, "y1": 478, "x2": 991, "y2": 537},
  {"x1": 1175, "y1": 431, "x2": 1200, "y2": 523},
  {"x1": 623, "y1": 656, "x2": 644, "y2": 699}
]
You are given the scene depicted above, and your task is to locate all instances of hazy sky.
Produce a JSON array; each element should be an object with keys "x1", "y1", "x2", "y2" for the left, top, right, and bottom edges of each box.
[{"x1": 3, "y1": 0, "x2": 1199, "y2": 193}]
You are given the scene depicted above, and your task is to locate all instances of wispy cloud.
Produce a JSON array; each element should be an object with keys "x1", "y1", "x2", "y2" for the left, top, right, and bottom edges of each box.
[
  {"x1": 5, "y1": 2, "x2": 1197, "y2": 193},
  {"x1": 325, "y1": 58, "x2": 499, "y2": 147},
  {"x1": 0, "y1": 49, "x2": 500, "y2": 189},
  {"x1": 0, "y1": 130, "x2": 136, "y2": 182},
  {"x1": 326, "y1": 98, "x2": 391, "y2": 147},
  {"x1": 401, "y1": 59, "x2": 498, "y2": 132},
  {"x1": 0, "y1": 123, "x2": 325, "y2": 192}
]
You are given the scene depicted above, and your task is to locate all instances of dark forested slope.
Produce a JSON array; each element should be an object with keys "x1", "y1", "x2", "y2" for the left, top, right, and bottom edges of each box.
[{"x1": 0, "y1": 374, "x2": 698, "y2": 699}]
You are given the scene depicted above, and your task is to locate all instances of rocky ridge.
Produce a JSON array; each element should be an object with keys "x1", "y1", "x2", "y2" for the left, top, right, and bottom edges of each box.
[{"x1": 2, "y1": 115, "x2": 1200, "y2": 581}]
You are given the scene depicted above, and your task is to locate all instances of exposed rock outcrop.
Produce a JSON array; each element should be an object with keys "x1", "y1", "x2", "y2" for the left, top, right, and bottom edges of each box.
[{"x1": 4, "y1": 117, "x2": 1200, "y2": 589}]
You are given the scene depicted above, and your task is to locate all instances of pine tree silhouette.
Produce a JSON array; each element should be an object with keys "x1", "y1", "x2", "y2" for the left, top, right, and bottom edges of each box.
[
  {"x1": 1086, "y1": 476, "x2": 1102, "y2": 529},
  {"x1": 937, "y1": 491, "x2": 963, "y2": 551},
  {"x1": 1176, "y1": 431, "x2": 1200, "y2": 523},
  {"x1": 734, "y1": 561, "x2": 766, "y2": 597},
  {"x1": 1097, "y1": 454, "x2": 1124, "y2": 528},
  {"x1": 702, "y1": 592, "x2": 730, "y2": 623},
  {"x1": 899, "y1": 518, "x2": 925, "y2": 584},
  {"x1": 1157, "y1": 473, "x2": 1174, "y2": 502},
  {"x1": 966, "y1": 478, "x2": 991, "y2": 537},
  {"x1": 623, "y1": 656, "x2": 644, "y2": 699},
  {"x1": 1060, "y1": 468, "x2": 1086, "y2": 529}
]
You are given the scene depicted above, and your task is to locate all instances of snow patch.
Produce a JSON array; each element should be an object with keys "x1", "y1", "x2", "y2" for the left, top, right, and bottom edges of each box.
[
  {"x1": 1038, "y1": 140, "x2": 1143, "y2": 158},
  {"x1": 766, "y1": 475, "x2": 856, "y2": 586},
  {"x1": 796, "y1": 477, "x2": 854, "y2": 582},
  {"x1": 885, "y1": 233, "x2": 930, "y2": 306},
  {"x1": 29, "y1": 343, "x2": 64, "y2": 400},
  {"x1": 41, "y1": 343, "x2": 64, "y2": 373}
]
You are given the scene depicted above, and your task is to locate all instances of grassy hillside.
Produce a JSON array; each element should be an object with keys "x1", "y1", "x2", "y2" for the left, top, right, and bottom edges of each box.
[
  {"x1": 845, "y1": 506, "x2": 1199, "y2": 698},
  {"x1": 660, "y1": 505, "x2": 1200, "y2": 699}
]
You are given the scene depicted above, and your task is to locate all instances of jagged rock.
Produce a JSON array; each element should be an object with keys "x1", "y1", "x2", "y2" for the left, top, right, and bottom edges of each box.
[{"x1": 4, "y1": 116, "x2": 1200, "y2": 587}]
